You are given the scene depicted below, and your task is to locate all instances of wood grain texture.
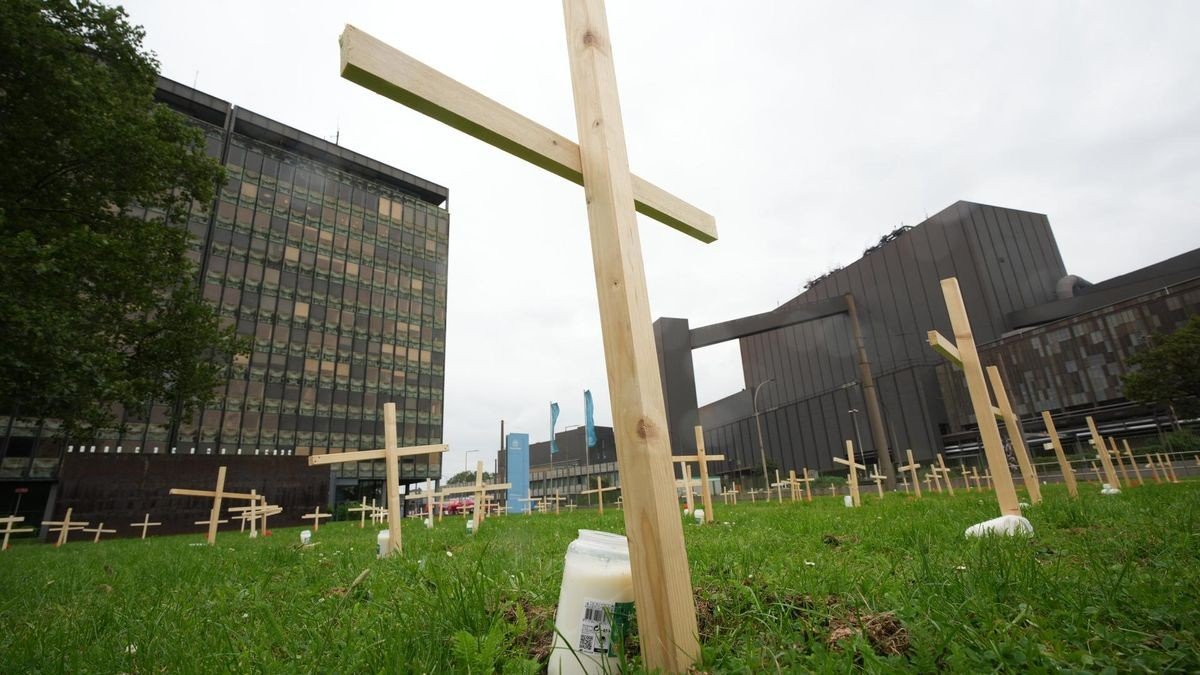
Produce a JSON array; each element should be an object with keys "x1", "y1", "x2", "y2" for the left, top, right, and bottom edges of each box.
[
  {"x1": 339, "y1": 25, "x2": 717, "y2": 243},
  {"x1": 1084, "y1": 416, "x2": 1121, "y2": 489},
  {"x1": 1041, "y1": 412, "x2": 1078, "y2": 498},
  {"x1": 986, "y1": 367, "x2": 1041, "y2": 504}
]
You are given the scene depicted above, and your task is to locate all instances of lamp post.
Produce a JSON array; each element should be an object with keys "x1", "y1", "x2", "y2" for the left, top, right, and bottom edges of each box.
[
  {"x1": 751, "y1": 379, "x2": 775, "y2": 491},
  {"x1": 848, "y1": 407, "x2": 864, "y2": 461},
  {"x1": 464, "y1": 449, "x2": 479, "y2": 473}
]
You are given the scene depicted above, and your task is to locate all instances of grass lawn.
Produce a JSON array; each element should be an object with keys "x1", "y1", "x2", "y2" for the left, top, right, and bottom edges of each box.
[{"x1": 2, "y1": 482, "x2": 1198, "y2": 673}]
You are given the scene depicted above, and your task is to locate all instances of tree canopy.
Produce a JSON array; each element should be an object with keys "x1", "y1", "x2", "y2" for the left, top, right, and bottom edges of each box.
[
  {"x1": 0, "y1": 0, "x2": 244, "y2": 436},
  {"x1": 1122, "y1": 314, "x2": 1200, "y2": 420},
  {"x1": 446, "y1": 469, "x2": 494, "y2": 486}
]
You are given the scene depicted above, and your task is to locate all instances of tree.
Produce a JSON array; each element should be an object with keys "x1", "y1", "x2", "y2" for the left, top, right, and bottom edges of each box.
[
  {"x1": 1122, "y1": 314, "x2": 1200, "y2": 420},
  {"x1": 0, "y1": 0, "x2": 244, "y2": 437},
  {"x1": 446, "y1": 469, "x2": 494, "y2": 486}
]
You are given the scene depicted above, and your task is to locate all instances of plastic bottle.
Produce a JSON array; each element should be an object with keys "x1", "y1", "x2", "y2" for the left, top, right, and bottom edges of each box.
[
  {"x1": 376, "y1": 530, "x2": 389, "y2": 558},
  {"x1": 548, "y1": 530, "x2": 634, "y2": 675}
]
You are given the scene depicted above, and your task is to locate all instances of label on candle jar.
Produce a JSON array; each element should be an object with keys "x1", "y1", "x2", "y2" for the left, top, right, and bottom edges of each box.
[{"x1": 577, "y1": 599, "x2": 634, "y2": 656}]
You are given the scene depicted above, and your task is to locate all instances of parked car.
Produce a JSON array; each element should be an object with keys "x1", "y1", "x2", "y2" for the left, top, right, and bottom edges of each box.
[{"x1": 443, "y1": 497, "x2": 474, "y2": 515}]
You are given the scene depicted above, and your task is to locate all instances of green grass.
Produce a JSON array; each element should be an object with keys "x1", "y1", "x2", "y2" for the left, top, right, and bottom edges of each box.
[{"x1": 2, "y1": 482, "x2": 1199, "y2": 673}]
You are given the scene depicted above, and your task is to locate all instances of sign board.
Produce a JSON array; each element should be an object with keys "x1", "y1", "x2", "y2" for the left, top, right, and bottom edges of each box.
[{"x1": 506, "y1": 433, "x2": 531, "y2": 514}]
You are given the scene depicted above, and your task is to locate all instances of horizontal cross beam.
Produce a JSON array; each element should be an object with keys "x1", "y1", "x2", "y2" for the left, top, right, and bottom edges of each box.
[
  {"x1": 307, "y1": 444, "x2": 449, "y2": 466},
  {"x1": 674, "y1": 454, "x2": 726, "y2": 463},
  {"x1": 339, "y1": 25, "x2": 717, "y2": 243},
  {"x1": 440, "y1": 482, "x2": 512, "y2": 496},
  {"x1": 169, "y1": 488, "x2": 260, "y2": 501},
  {"x1": 927, "y1": 330, "x2": 961, "y2": 367}
]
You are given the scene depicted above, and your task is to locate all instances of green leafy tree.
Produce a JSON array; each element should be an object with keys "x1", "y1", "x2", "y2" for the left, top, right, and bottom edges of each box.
[
  {"x1": 446, "y1": 469, "x2": 494, "y2": 486},
  {"x1": 0, "y1": 0, "x2": 244, "y2": 437},
  {"x1": 1122, "y1": 314, "x2": 1200, "y2": 419}
]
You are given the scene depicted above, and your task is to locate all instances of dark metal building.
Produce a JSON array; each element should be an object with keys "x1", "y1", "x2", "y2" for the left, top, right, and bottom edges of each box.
[
  {"x1": 0, "y1": 77, "x2": 450, "y2": 525},
  {"x1": 655, "y1": 200, "x2": 1199, "y2": 479}
]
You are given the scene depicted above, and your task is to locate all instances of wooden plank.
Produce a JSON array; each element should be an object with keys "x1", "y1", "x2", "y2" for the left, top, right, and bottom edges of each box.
[
  {"x1": 937, "y1": 278, "x2": 1021, "y2": 516},
  {"x1": 1108, "y1": 438, "x2": 1131, "y2": 485},
  {"x1": 169, "y1": 487, "x2": 260, "y2": 501},
  {"x1": 926, "y1": 330, "x2": 962, "y2": 367},
  {"x1": 1122, "y1": 440, "x2": 1144, "y2": 486},
  {"x1": 562, "y1": 2, "x2": 699, "y2": 666},
  {"x1": 1084, "y1": 416, "x2": 1121, "y2": 489},
  {"x1": 986, "y1": 366, "x2": 1041, "y2": 504},
  {"x1": 383, "y1": 402, "x2": 403, "y2": 556},
  {"x1": 440, "y1": 482, "x2": 513, "y2": 496},
  {"x1": 339, "y1": 24, "x2": 717, "y2": 244},
  {"x1": 694, "y1": 426, "x2": 716, "y2": 522},
  {"x1": 1041, "y1": 411, "x2": 1078, "y2": 498},
  {"x1": 307, "y1": 443, "x2": 448, "y2": 466}
]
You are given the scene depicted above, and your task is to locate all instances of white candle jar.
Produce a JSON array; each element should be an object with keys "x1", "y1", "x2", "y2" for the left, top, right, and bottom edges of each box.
[{"x1": 548, "y1": 530, "x2": 635, "y2": 674}]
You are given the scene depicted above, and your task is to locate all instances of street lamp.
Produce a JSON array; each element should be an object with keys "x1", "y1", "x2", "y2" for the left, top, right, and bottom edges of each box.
[
  {"x1": 464, "y1": 449, "x2": 479, "y2": 473},
  {"x1": 751, "y1": 379, "x2": 775, "y2": 491},
  {"x1": 847, "y1": 407, "x2": 864, "y2": 461}
]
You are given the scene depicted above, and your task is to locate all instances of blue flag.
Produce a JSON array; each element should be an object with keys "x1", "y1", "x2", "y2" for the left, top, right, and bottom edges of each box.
[
  {"x1": 584, "y1": 390, "x2": 597, "y2": 448},
  {"x1": 550, "y1": 401, "x2": 560, "y2": 454}
]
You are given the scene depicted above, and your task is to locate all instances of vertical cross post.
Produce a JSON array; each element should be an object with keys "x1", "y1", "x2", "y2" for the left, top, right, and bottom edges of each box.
[
  {"x1": 899, "y1": 449, "x2": 922, "y2": 498},
  {"x1": 1121, "y1": 440, "x2": 1144, "y2": 486},
  {"x1": 986, "y1": 366, "x2": 1040, "y2": 503},
  {"x1": 1084, "y1": 416, "x2": 1121, "y2": 489},
  {"x1": 1040, "y1": 411, "x2": 1078, "y2": 498},
  {"x1": 1108, "y1": 438, "x2": 1131, "y2": 485},
  {"x1": 935, "y1": 454, "x2": 956, "y2": 497}
]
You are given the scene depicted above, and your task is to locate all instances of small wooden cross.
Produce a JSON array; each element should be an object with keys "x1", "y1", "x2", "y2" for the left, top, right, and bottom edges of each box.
[
  {"x1": 675, "y1": 462, "x2": 699, "y2": 512},
  {"x1": 580, "y1": 476, "x2": 620, "y2": 515},
  {"x1": 44, "y1": 507, "x2": 88, "y2": 548},
  {"x1": 82, "y1": 522, "x2": 116, "y2": 543},
  {"x1": 308, "y1": 402, "x2": 449, "y2": 556},
  {"x1": 899, "y1": 470, "x2": 910, "y2": 494},
  {"x1": 404, "y1": 481, "x2": 441, "y2": 524},
  {"x1": 971, "y1": 467, "x2": 982, "y2": 491},
  {"x1": 1160, "y1": 453, "x2": 1179, "y2": 483},
  {"x1": 566, "y1": 503, "x2": 579, "y2": 512},
  {"x1": 774, "y1": 469, "x2": 785, "y2": 503},
  {"x1": 0, "y1": 515, "x2": 33, "y2": 551},
  {"x1": 1040, "y1": 411, "x2": 1078, "y2": 498},
  {"x1": 440, "y1": 460, "x2": 512, "y2": 532},
  {"x1": 720, "y1": 483, "x2": 739, "y2": 505},
  {"x1": 869, "y1": 464, "x2": 885, "y2": 498},
  {"x1": 799, "y1": 468, "x2": 815, "y2": 502},
  {"x1": 169, "y1": 466, "x2": 263, "y2": 545},
  {"x1": 833, "y1": 440, "x2": 867, "y2": 507},
  {"x1": 787, "y1": 469, "x2": 800, "y2": 502},
  {"x1": 302, "y1": 505, "x2": 333, "y2": 532},
  {"x1": 934, "y1": 454, "x2": 956, "y2": 497},
  {"x1": 677, "y1": 425, "x2": 726, "y2": 523},
  {"x1": 347, "y1": 497, "x2": 371, "y2": 528},
  {"x1": 1084, "y1": 417, "x2": 1121, "y2": 489},
  {"x1": 959, "y1": 462, "x2": 973, "y2": 493},
  {"x1": 337, "y1": 5, "x2": 714, "y2": 664},
  {"x1": 1121, "y1": 440, "x2": 1144, "y2": 486},
  {"x1": 544, "y1": 491, "x2": 568, "y2": 514},
  {"x1": 129, "y1": 513, "x2": 162, "y2": 540},
  {"x1": 923, "y1": 473, "x2": 934, "y2": 493},
  {"x1": 517, "y1": 497, "x2": 542, "y2": 515},
  {"x1": 233, "y1": 501, "x2": 281, "y2": 535},
  {"x1": 899, "y1": 449, "x2": 922, "y2": 499},
  {"x1": 1090, "y1": 461, "x2": 1103, "y2": 482},
  {"x1": 927, "y1": 277, "x2": 1021, "y2": 517},
  {"x1": 981, "y1": 469, "x2": 993, "y2": 489},
  {"x1": 615, "y1": 495, "x2": 624, "y2": 510}
]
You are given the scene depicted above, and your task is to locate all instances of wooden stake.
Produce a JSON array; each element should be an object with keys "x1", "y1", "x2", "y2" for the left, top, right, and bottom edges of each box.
[
  {"x1": 972, "y1": 467, "x2": 982, "y2": 491},
  {"x1": 869, "y1": 464, "x2": 885, "y2": 497},
  {"x1": 899, "y1": 449, "x2": 922, "y2": 498},
  {"x1": 1161, "y1": 453, "x2": 1179, "y2": 483},
  {"x1": 1040, "y1": 411, "x2": 1078, "y2": 499},
  {"x1": 928, "y1": 278, "x2": 1021, "y2": 516},
  {"x1": 787, "y1": 470, "x2": 799, "y2": 502},
  {"x1": 129, "y1": 513, "x2": 162, "y2": 540},
  {"x1": 986, "y1": 366, "x2": 1040, "y2": 504},
  {"x1": 1084, "y1": 416, "x2": 1121, "y2": 489},
  {"x1": 934, "y1": 454, "x2": 956, "y2": 497},
  {"x1": 1121, "y1": 441, "x2": 1144, "y2": 486},
  {"x1": 800, "y1": 468, "x2": 814, "y2": 502},
  {"x1": 1108, "y1": 438, "x2": 1131, "y2": 486}
]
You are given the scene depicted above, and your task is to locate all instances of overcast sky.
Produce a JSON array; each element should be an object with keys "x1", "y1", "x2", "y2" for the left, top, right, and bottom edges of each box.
[{"x1": 114, "y1": 1, "x2": 1200, "y2": 477}]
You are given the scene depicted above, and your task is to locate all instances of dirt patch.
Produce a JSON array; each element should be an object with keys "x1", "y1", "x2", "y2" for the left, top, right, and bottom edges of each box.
[
  {"x1": 822, "y1": 534, "x2": 860, "y2": 548},
  {"x1": 826, "y1": 611, "x2": 910, "y2": 656},
  {"x1": 501, "y1": 596, "x2": 556, "y2": 664}
]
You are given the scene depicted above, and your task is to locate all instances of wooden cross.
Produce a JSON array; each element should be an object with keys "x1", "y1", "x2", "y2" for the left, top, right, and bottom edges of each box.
[
  {"x1": 44, "y1": 507, "x2": 88, "y2": 547},
  {"x1": 869, "y1": 465, "x2": 885, "y2": 498},
  {"x1": 371, "y1": 503, "x2": 387, "y2": 524},
  {"x1": 1121, "y1": 440, "x2": 1144, "y2": 486},
  {"x1": 931, "y1": 470, "x2": 944, "y2": 494},
  {"x1": 440, "y1": 460, "x2": 512, "y2": 532},
  {"x1": 899, "y1": 449, "x2": 922, "y2": 498},
  {"x1": 1089, "y1": 461, "x2": 1102, "y2": 482},
  {"x1": 959, "y1": 462, "x2": 973, "y2": 493},
  {"x1": 923, "y1": 473, "x2": 934, "y2": 493},
  {"x1": 720, "y1": 484, "x2": 739, "y2": 505},
  {"x1": 773, "y1": 469, "x2": 785, "y2": 503},
  {"x1": 82, "y1": 522, "x2": 116, "y2": 543},
  {"x1": 566, "y1": 503, "x2": 579, "y2": 512},
  {"x1": 169, "y1": 466, "x2": 263, "y2": 545},
  {"x1": 129, "y1": 513, "x2": 162, "y2": 540},
  {"x1": 1083, "y1": 417, "x2": 1121, "y2": 489},
  {"x1": 347, "y1": 497, "x2": 371, "y2": 528},
  {"x1": 927, "y1": 278, "x2": 1021, "y2": 517},
  {"x1": 799, "y1": 468, "x2": 815, "y2": 502},
  {"x1": 544, "y1": 491, "x2": 568, "y2": 514},
  {"x1": 1160, "y1": 453, "x2": 1179, "y2": 483},
  {"x1": 985, "y1": 366, "x2": 1041, "y2": 504},
  {"x1": 787, "y1": 470, "x2": 800, "y2": 502},
  {"x1": 404, "y1": 482, "x2": 441, "y2": 524},
  {"x1": 675, "y1": 462, "x2": 698, "y2": 512},
  {"x1": 0, "y1": 515, "x2": 33, "y2": 550},
  {"x1": 972, "y1": 467, "x2": 982, "y2": 491},
  {"x1": 336, "y1": 5, "x2": 714, "y2": 664},
  {"x1": 1108, "y1": 438, "x2": 1132, "y2": 485},
  {"x1": 833, "y1": 440, "x2": 866, "y2": 507},
  {"x1": 677, "y1": 425, "x2": 726, "y2": 523},
  {"x1": 580, "y1": 476, "x2": 620, "y2": 515},
  {"x1": 934, "y1": 454, "x2": 956, "y2": 497},
  {"x1": 230, "y1": 501, "x2": 281, "y2": 535},
  {"x1": 308, "y1": 402, "x2": 449, "y2": 556},
  {"x1": 1040, "y1": 411, "x2": 1078, "y2": 498},
  {"x1": 236, "y1": 489, "x2": 262, "y2": 537},
  {"x1": 899, "y1": 470, "x2": 910, "y2": 494},
  {"x1": 517, "y1": 497, "x2": 543, "y2": 515},
  {"x1": 301, "y1": 506, "x2": 333, "y2": 532}
]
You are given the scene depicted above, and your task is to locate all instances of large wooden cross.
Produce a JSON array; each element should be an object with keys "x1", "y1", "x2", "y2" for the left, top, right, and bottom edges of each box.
[
  {"x1": 339, "y1": 6, "x2": 711, "y2": 663},
  {"x1": 439, "y1": 460, "x2": 512, "y2": 532},
  {"x1": 309, "y1": 402, "x2": 449, "y2": 556},
  {"x1": 1041, "y1": 412, "x2": 1079, "y2": 498},
  {"x1": 169, "y1": 466, "x2": 263, "y2": 545},
  {"x1": 833, "y1": 440, "x2": 866, "y2": 507},
  {"x1": 927, "y1": 277, "x2": 1021, "y2": 517}
]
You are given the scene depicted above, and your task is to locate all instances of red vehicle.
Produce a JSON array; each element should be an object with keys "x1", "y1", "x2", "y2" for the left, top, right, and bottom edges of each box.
[{"x1": 443, "y1": 497, "x2": 474, "y2": 515}]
